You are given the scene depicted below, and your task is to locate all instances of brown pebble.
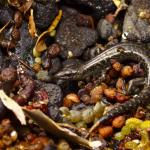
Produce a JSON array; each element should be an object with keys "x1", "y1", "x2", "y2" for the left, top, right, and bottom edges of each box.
[
  {"x1": 121, "y1": 66, "x2": 133, "y2": 78},
  {"x1": 112, "y1": 62, "x2": 122, "y2": 72},
  {"x1": 48, "y1": 43, "x2": 61, "y2": 58},
  {"x1": 112, "y1": 116, "x2": 125, "y2": 128},
  {"x1": 98, "y1": 126, "x2": 113, "y2": 138},
  {"x1": 63, "y1": 93, "x2": 80, "y2": 107},
  {"x1": 90, "y1": 85, "x2": 103, "y2": 103},
  {"x1": 65, "y1": 93, "x2": 80, "y2": 103},
  {"x1": 104, "y1": 88, "x2": 116, "y2": 99}
]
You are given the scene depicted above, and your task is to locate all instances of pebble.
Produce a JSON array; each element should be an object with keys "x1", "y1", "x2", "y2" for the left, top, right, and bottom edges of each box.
[{"x1": 97, "y1": 19, "x2": 114, "y2": 40}]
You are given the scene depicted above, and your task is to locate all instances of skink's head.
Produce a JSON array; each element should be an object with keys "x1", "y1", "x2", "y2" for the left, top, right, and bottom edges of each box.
[{"x1": 54, "y1": 68, "x2": 78, "y2": 80}]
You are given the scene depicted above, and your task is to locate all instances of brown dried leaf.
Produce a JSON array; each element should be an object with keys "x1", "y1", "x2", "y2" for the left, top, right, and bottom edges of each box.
[
  {"x1": 0, "y1": 90, "x2": 26, "y2": 125},
  {"x1": 19, "y1": 0, "x2": 33, "y2": 14},
  {"x1": 8, "y1": 0, "x2": 33, "y2": 14},
  {"x1": 28, "y1": 9, "x2": 38, "y2": 38},
  {"x1": 23, "y1": 108, "x2": 104, "y2": 149},
  {"x1": 33, "y1": 31, "x2": 48, "y2": 53}
]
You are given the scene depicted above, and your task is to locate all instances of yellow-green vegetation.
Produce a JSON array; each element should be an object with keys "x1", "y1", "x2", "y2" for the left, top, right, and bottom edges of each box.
[{"x1": 114, "y1": 118, "x2": 150, "y2": 149}]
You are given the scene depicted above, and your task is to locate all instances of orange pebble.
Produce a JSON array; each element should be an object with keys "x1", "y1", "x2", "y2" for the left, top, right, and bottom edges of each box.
[
  {"x1": 104, "y1": 88, "x2": 116, "y2": 99},
  {"x1": 90, "y1": 85, "x2": 103, "y2": 103},
  {"x1": 121, "y1": 66, "x2": 133, "y2": 78},
  {"x1": 98, "y1": 126, "x2": 113, "y2": 138},
  {"x1": 112, "y1": 62, "x2": 122, "y2": 72},
  {"x1": 112, "y1": 116, "x2": 125, "y2": 128},
  {"x1": 63, "y1": 93, "x2": 80, "y2": 107}
]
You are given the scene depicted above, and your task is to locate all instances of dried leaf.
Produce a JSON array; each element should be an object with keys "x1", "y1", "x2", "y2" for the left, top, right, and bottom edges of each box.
[
  {"x1": 113, "y1": 0, "x2": 128, "y2": 17},
  {"x1": 113, "y1": 0, "x2": 121, "y2": 8},
  {"x1": 28, "y1": 9, "x2": 38, "y2": 38},
  {"x1": 33, "y1": 31, "x2": 48, "y2": 53},
  {"x1": 0, "y1": 20, "x2": 11, "y2": 34},
  {"x1": 0, "y1": 90, "x2": 26, "y2": 125},
  {"x1": 19, "y1": 0, "x2": 33, "y2": 14},
  {"x1": 23, "y1": 109, "x2": 104, "y2": 149},
  {"x1": 8, "y1": 0, "x2": 33, "y2": 14},
  {"x1": 47, "y1": 10, "x2": 63, "y2": 33},
  {"x1": 33, "y1": 10, "x2": 62, "y2": 54}
]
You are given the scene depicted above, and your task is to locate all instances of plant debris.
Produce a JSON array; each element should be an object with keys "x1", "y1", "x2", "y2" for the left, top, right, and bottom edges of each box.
[{"x1": 0, "y1": 90, "x2": 26, "y2": 125}]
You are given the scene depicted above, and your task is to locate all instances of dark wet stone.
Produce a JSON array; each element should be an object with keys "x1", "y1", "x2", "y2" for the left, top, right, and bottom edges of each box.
[
  {"x1": 49, "y1": 58, "x2": 61, "y2": 74},
  {"x1": 38, "y1": 83, "x2": 63, "y2": 106},
  {"x1": 0, "y1": 5, "x2": 14, "y2": 26},
  {"x1": 34, "y1": 0, "x2": 58, "y2": 29},
  {"x1": 15, "y1": 21, "x2": 36, "y2": 59},
  {"x1": 61, "y1": 6, "x2": 78, "y2": 19},
  {"x1": 122, "y1": 0, "x2": 150, "y2": 43},
  {"x1": 97, "y1": 19, "x2": 115, "y2": 40},
  {"x1": 35, "y1": 81, "x2": 63, "y2": 121},
  {"x1": 56, "y1": 16, "x2": 98, "y2": 59},
  {"x1": 63, "y1": 0, "x2": 116, "y2": 20}
]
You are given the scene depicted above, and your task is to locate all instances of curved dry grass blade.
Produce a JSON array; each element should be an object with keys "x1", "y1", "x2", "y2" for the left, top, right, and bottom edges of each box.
[
  {"x1": 33, "y1": 10, "x2": 62, "y2": 54},
  {"x1": 0, "y1": 90, "x2": 26, "y2": 125},
  {"x1": 33, "y1": 31, "x2": 48, "y2": 53},
  {"x1": 23, "y1": 109, "x2": 104, "y2": 149},
  {"x1": 28, "y1": 9, "x2": 38, "y2": 38},
  {"x1": 0, "y1": 20, "x2": 11, "y2": 34}
]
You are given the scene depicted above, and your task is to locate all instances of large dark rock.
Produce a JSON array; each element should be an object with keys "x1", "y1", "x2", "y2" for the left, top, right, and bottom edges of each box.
[
  {"x1": 56, "y1": 16, "x2": 98, "y2": 59},
  {"x1": 15, "y1": 21, "x2": 35, "y2": 59},
  {"x1": 63, "y1": 0, "x2": 116, "y2": 19},
  {"x1": 0, "y1": 5, "x2": 14, "y2": 26},
  {"x1": 122, "y1": 0, "x2": 150, "y2": 43},
  {"x1": 34, "y1": 0, "x2": 58, "y2": 29}
]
